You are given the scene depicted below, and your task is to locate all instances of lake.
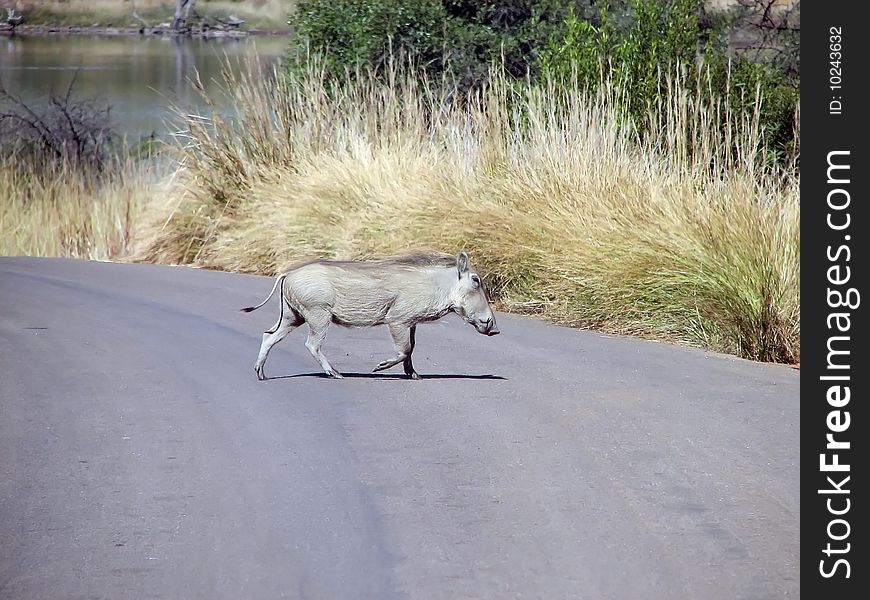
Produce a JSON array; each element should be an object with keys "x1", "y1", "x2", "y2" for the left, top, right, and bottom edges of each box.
[{"x1": 0, "y1": 34, "x2": 289, "y2": 139}]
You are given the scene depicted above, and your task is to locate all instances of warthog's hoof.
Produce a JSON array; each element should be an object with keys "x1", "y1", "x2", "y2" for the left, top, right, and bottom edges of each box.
[
  {"x1": 255, "y1": 365, "x2": 266, "y2": 380},
  {"x1": 326, "y1": 371, "x2": 343, "y2": 379},
  {"x1": 373, "y1": 358, "x2": 403, "y2": 373},
  {"x1": 408, "y1": 372, "x2": 421, "y2": 381}
]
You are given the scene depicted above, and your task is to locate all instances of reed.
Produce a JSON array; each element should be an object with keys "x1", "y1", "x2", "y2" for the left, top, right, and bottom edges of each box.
[{"x1": 0, "y1": 153, "x2": 151, "y2": 260}]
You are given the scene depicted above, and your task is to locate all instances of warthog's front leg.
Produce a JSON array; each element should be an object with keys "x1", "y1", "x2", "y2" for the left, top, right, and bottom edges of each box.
[
  {"x1": 404, "y1": 325, "x2": 420, "y2": 380},
  {"x1": 374, "y1": 323, "x2": 420, "y2": 379}
]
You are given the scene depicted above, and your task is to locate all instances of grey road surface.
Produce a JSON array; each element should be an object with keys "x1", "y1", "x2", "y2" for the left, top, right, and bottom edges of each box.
[{"x1": 0, "y1": 257, "x2": 799, "y2": 599}]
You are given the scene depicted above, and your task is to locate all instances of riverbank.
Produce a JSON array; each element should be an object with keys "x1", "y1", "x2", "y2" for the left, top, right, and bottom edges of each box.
[
  {"x1": 1, "y1": 0, "x2": 293, "y2": 34},
  {"x1": 1, "y1": 24, "x2": 290, "y2": 38}
]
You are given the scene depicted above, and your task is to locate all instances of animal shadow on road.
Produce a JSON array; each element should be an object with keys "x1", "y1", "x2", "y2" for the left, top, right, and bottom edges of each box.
[{"x1": 265, "y1": 372, "x2": 507, "y2": 381}]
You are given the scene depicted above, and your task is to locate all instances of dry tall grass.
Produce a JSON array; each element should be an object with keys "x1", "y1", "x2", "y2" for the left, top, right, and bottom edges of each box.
[
  {"x1": 0, "y1": 154, "x2": 151, "y2": 259},
  {"x1": 138, "y1": 59, "x2": 799, "y2": 362}
]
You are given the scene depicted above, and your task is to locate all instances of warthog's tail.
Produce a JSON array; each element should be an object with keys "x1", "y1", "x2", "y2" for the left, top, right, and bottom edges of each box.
[{"x1": 240, "y1": 274, "x2": 286, "y2": 313}]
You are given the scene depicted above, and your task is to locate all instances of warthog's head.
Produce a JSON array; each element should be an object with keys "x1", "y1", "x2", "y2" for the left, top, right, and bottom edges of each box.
[{"x1": 450, "y1": 251, "x2": 500, "y2": 336}]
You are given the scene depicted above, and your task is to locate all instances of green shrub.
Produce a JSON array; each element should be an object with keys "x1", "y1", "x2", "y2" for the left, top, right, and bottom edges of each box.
[
  {"x1": 288, "y1": 1, "x2": 634, "y2": 87},
  {"x1": 704, "y1": 52, "x2": 800, "y2": 165},
  {"x1": 540, "y1": 0, "x2": 798, "y2": 163},
  {"x1": 542, "y1": 0, "x2": 697, "y2": 113},
  {"x1": 291, "y1": 0, "x2": 448, "y2": 74}
]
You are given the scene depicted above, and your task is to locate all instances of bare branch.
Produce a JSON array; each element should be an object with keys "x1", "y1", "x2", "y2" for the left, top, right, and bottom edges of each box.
[{"x1": 1, "y1": 75, "x2": 117, "y2": 176}]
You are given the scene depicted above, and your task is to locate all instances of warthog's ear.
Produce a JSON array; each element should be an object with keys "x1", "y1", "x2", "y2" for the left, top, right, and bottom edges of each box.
[{"x1": 456, "y1": 251, "x2": 470, "y2": 279}]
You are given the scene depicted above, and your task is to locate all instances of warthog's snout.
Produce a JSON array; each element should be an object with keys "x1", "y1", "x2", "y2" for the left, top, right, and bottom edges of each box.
[{"x1": 477, "y1": 317, "x2": 499, "y2": 336}]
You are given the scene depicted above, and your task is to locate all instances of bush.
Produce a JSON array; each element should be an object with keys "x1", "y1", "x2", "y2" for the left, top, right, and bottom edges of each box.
[
  {"x1": 0, "y1": 77, "x2": 117, "y2": 177},
  {"x1": 542, "y1": 0, "x2": 696, "y2": 109},
  {"x1": 291, "y1": 0, "x2": 448, "y2": 75},
  {"x1": 704, "y1": 52, "x2": 800, "y2": 166},
  {"x1": 288, "y1": 1, "x2": 632, "y2": 87},
  {"x1": 290, "y1": 0, "x2": 798, "y2": 163},
  {"x1": 540, "y1": 0, "x2": 799, "y2": 163}
]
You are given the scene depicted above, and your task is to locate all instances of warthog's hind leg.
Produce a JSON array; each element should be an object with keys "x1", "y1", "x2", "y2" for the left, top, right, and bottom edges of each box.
[
  {"x1": 374, "y1": 323, "x2": 420, "y2": 379},
  {"x1": 303, "y1": 309, "x2": 343, "y2": 379},
  {"x1": 254, "y1": 305, "x2": 303, "y2": 380}
]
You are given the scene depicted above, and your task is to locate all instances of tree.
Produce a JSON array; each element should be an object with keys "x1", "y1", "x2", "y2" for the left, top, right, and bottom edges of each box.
[{"x1": 173, "y1": 0, "x2": 197, "y2": 31}]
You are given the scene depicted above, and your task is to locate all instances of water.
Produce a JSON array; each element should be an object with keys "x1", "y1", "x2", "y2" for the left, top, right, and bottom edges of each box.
[{"x1": 0, "y1": 34, "x2": 289, "y2": 139}]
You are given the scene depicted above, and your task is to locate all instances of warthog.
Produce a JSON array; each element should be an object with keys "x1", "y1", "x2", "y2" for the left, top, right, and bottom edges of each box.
[{"x1": 241, "y1": 251, "x2": 499, "y2": 379}]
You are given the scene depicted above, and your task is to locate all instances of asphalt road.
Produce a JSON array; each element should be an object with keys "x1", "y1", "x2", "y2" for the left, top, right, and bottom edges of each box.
[{"x1": 0, "y1": 257, "x2": 800, "y2": 599}]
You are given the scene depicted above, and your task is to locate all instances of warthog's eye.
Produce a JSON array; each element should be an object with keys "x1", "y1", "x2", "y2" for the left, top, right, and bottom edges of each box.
[{"x1": 471, "y1": 274, "x2": 481, "y2": 287}]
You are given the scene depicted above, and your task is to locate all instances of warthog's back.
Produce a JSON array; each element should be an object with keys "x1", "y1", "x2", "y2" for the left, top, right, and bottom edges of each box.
[{"x1": 283, "y1": 252, "x2": 457, "y2": 327}]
